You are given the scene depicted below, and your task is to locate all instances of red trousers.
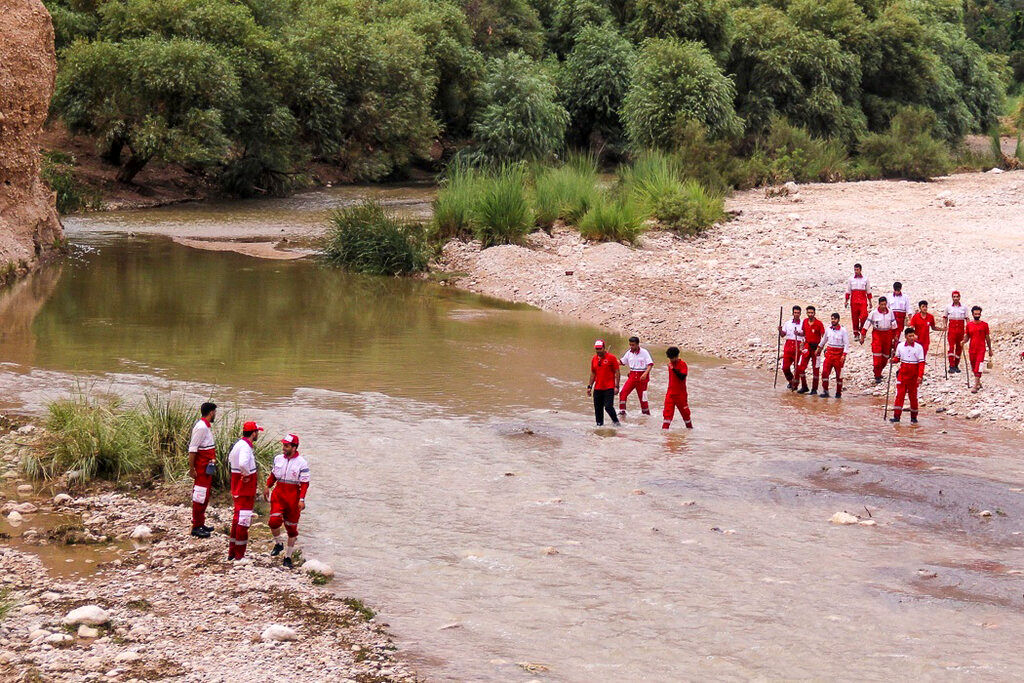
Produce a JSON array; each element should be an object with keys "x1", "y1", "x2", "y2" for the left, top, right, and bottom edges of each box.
[
  {"x1": 850, "y1": 296, "x2": 868, "y2": 336},
  {"x1": 919, "y1": 340, "x2": 930, "y2": 378},
  {"x1": 191, "y1": 449, "x2": 215, "y2": 528},
  {"x1": 796, "y1": 344, "x2": 820, "y2": 391},
  {"x1": 870, "y1": 330, "x2": 896, "y2": 379},
  {"x1": 821, "y1": 348, "x2": 845, "y2": 394},
  {"x1": 619, "y1": 371, "x2": 650, "y2": 413},
  {"x1": 893, "y1": 365, "x2": 920, "y2": 419},
  {"x1": 969, "y1": 345, "x2": 986, "y2": 377},
  {"x1": 229, "y1": 495, "x2": 255, "y2": 559},
  {"x1": 894, "y1": 311, "x2": 907, "y2": 332},
  {"x1": 782, "y1": 339, "x2": 800, "y2": 386},
  {"x1": 268, "y1": 486, "x2": 302, "y2": 538},
  {"x1": 947, "y1": 320, "x2": 965, "y2": 368},
  {"x1": 662, "y1": 393, "x2": 692, "y2": 429}
]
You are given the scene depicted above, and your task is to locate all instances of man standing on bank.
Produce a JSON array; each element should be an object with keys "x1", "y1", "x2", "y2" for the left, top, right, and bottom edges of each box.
[
  {"x1": 965, "y1": 306, "x2": 993, "y2": 393},
  {"x1": 228, "y1": 421, "x2": 263, "y2": 561},
  {"x1": 588, "y1": 340, "x2": 621, "y2": 427},
  {"x1": 188, "y1": 402, "x2": 217, "y2": 539},
  {"x1": 619, "y1": 336, "x2": 654, "y2": 417},
  {"x1": 845, "y1": 263, "x2": 872, "y2": 343},
  {"x1": 860, "y1": 295, "x2": 898, "y2": 383},
  {"x1": 944, "y1": 290, "x2": 968, "y2": 373},
  {"x1": 265, "y1": 433, "x2": 310, "y2": 568}
]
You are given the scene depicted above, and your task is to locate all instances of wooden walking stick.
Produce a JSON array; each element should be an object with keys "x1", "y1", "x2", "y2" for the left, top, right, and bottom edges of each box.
[
  {"x1": 883, "y1": 355, "x2": 895, "y2": 421},
  {"x1": 942, "y1": 327, "x2": 948, "y2": 380},
  {"x1": 773, "y1": 306, "x2": 783, "y2": 388}
]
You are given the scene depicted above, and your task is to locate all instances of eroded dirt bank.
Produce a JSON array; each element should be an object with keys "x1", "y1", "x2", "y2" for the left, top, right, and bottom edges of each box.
[{"x1": 440, "y1": 170, "x2": 1024, "y2": 431}]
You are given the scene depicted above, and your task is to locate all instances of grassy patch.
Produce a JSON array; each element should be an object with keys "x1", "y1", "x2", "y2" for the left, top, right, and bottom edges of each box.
[
  {"x1": 471, "y1": 165, "x2": 534, "y2": 247},
  {"x1": 126, "y1": 598, "x2": 153, "y2": 612},
  {"x1": 40, "y1": 151, "x2": 102, "y2": 214},
  {"x1": 321, "y1": 201, "x2": 429, "y2": 276},
  {"x1": 342, "y1": 597, "x2": 376, "y2": 622},
  {"x1": 578, "y1": 194, "x2": 646, "y2": 243},
  {"x1": 0, "y1": 589, "x2": 16, "y2": 622},
  {"x1": 431, "y1": 161, "x2": 481, "y2": 241},
  {"x1": 530, "y1": 153, "x2": 601, "y2": 229},
  {"x1": 309, "y1": 571, "x2": 331, "y2": 586},
  {"x1": 617, "y1": 150, "x2": 686, "y2": 215},
  {"x1": 653, "y1": 179, "x2": 726, "y2": 236},
  {"x1": 854, "y1": 107, "x2": 952, "y2": 181}
]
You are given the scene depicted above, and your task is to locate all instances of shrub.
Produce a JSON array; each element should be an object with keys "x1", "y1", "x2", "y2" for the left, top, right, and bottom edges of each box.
[
  {"x1": 617, "y1": 150, "x2": 685, "y2": 214},
  {"x1": 462, "y1": 0, "x2": 545, "y2": 58},
  {"x1": 322, "y1": 202, "x2": 429, "y2": 275},
  {"x1": 855, "y1": 106, "x2": 953, "y2": 180},
  {"x1": 623, "y1": 38, "x2": 741, "y2": 150},
  {"x1": 472, "y1": 165, "x2": 534, "y2": 246},
  {"x1": 471, "y1": 51, "x2": 568, "y2": 163},
  {"x1": 549, "y1": 0, "x2": 613, "y2": 56},
  {"x1": 530, "y1": 154, "x2": 601, "y2": 228},
  {"x1": 40, "y1": 151, "x2": 102, "y2": 214},
  {"x1": 745, "y1": 118, "x2": 849, "y2": 185},
  {"x1": 578, "y1": 195, "x2": 646, "y2": 243},
  {"x1": 432, "y1": 161, "x2": 483, "y2": 240},
  {"x1": 669, "y1": 119, "x2": 746, "y2": 192},
  {"x1": 630, "y1": 0, "x2": 733, "y2": 63},
  {"x1": 653, "y1": 179, "x2": 725, "y2": 235}
]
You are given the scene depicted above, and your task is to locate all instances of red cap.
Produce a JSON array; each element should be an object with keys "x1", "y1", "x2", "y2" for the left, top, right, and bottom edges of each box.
[
  {"x1": 281, "y1": 433, "x2": 299, "y2": 446},
  {"x1": 242, "y1": 421, "x2": 264, "y2": 433},
  {"x1": 952, "y1": 290, "x2": 960, "y2": 297},
  {"x1": 594, "y1": 339, "x2": 605, "y2": 349}
]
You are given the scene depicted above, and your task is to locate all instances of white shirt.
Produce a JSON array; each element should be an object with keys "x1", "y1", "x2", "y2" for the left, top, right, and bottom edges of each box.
[
  {"x1": 270, "y1": 453, "x2": 311, "y2": 488},
  {"x1": 945, "y1": 303, "x2": 968, "y2": 321},
  {"x1": 889, "y1": 293, "x2": 910, "y2": 313},
  {"x1": 782, "y1": 319, "x2": 805, "y2": 342},
  {"x1": 823, "y1": 325, "x2": 850, "y2": 352},
  {"x1": 620, "y1": 348, "x2": 654, "y2": 372},
  {"x1": 188, "y1": 419, "x2": 215, "y2": 453},
  {"x1": 846, "y1": 276, "x2": 871, "y2": 296},
  {"x1": 228, "y1": 439, "x2": 257, "y2": 477},
  {"x1": 894, "y1": 341, "x2": 925, "y2": 364},
  {"x1": 863, "y1": 309, "x2": 897, "y2": 331}
]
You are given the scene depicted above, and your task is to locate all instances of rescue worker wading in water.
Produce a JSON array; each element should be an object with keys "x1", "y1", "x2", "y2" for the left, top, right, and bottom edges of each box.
[
  {"x1": 228, "y1": 422, "x2": 262, "y2": 561},
  {"x1": 796, "y1": 306, "x2": 825, "y2": 394},
  {"x1": 778, "y1": 305, "x2": 804, "y2": 391},
  {"x1": 265, "y1": 433, "x2": 311, "y2": 568},
  {"x1": 890, "y1": 328, "x2": 925, "y2": 423},
  {"x1": 188, "y1": 402, "x2": 217, "y2": 539},
  {"x1": 819, "y1": 313, "x2": 850, "y2": 398},
  {"x1": 662, "y1": 347, "x2": 693, "y2": 430},
  {"x1": 619, "y1": 336, "x2": 654, "y2": 417}
]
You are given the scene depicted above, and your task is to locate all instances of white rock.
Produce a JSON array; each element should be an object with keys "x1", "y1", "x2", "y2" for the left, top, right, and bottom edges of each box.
[
  {"x1": 967, "y1": 408, "x2": 982, "y2": 419},
  {"x1": 40, "y1": 591, "x2": 60, "y2": 601},
  {"x1": 53, "y1": 493, "x2": 73, "y2": 505},
  {"x1": 29, "y1": 629, "x2": 50, "y2": 642},
  {"x1": 302, "y1": 559, "x2": 334, "y2": 579},
  {"x1": 115, "y1": 651, "x2": 141, "y2": 663},
  {"x1": 16, "y1": 484, "x2": 32, "y2": 495},
  {"x1": 17, "y1": 604, "x2": 40, "y2": 615},
  {"x1": 45, "y1": 633, "x2": 73, "y2": 645},
  {"x1": 16, "y1": 425, "x2": 35, "y2": 434},
  {"x1": 979, "y1": 510, "x2": 993, "y2": 517},
  {"x1": 260, "y1": 625, "x2": 298, "y2": 642},
  {"x1": 988, "y1": 167, "x2": 1004, "y2": 174},
  {"x1": 858, "y1": 520, "x2": 877, "y2": 527},
  {"x1": 13, "y1": 502, "x2": 37, "y2": 514},
  {"x1": 830, "y1": 511, "x2": 859, "y2": 525},
  {"x1": 129, "y1": 525, "x2": 152, "y2": 542},
  {"x1": 63, "y1": 605, "x2": 111, "y2": 626},
  {"x1": 83, "y1": 515, "x2": 106, "y2": 527},
  {"x1": 78, "y1": 625, "x2": 100, "y2": 639},
  {"x1": 6, "y1": 511, "x2": 22, "y2": 523}
]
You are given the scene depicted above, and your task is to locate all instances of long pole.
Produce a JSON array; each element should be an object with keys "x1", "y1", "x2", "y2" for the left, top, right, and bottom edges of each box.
[
  {"x1": 943, "y1": 327, "x2": 948, "y2": 379},
  {"x1": 773, "y1": 306, "x2": 783, "y2": 388},
  {"x1": 883, "y1": 356, "x2": 895, "y2": 421}
]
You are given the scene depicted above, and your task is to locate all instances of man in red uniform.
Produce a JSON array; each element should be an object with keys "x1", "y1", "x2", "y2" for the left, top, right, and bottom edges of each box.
[
  {"x1": 819, "y1": 313, "x2": 850, "y2": 398},
  {"x1": 265, "y1": 433, "x2": 311, "y2": 568},
  {"x1": 587, "y1": 340, "x2": 620, "y2": 427},
  {"x1": 943, "y1": 291, "x2": 968, "y2": 373},
  {"x1": 778, "y1": 305, "x2": 804, "y2": 391},
  {"x1": 187, "y1": 402, "x2": 217, "y2": 539},
  {"x1": 860, "y1": 296, "x2": 898, "y2": 383},
  {"x1": 909, "y1": 300, "x2": 940, "y2": 379},
  {"x1": 845, "y1": 264, "x2": 871, "y2": 343},
  {"x1": 662, "y1": 346, "x2": 692, "y2": 429},
  {"x1": 227, "y1": 421, "x2": 262, "y2": 560},
  {"x1": 618, "y1": 336, "x2": 654, "y2": 416},
  {"x1": 965, "y1": 306, "x2": 993, "y2": 393},
  {"x1": 890, "y1": 282, "x2": 910, "y2": 331},
  {"x1": 890, "y1": 328, "x2": 925, "y2": 423},
  {"x1": 796, "y1": 305, "x2": 825, "y2": 394}
]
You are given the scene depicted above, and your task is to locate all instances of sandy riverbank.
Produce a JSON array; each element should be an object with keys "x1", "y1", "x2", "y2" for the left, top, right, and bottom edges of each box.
[
  {"x1": 0, "y1": 428, "x2": 418, "y2": 682},
  {"x1": 439, "y1": 170, "x2": 1024, "y2": 431}
]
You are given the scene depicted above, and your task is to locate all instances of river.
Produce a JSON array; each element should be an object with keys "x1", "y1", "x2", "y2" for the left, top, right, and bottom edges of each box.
[{"x1": 1, "y1": 192, "x2": 1023, "y2": 680}]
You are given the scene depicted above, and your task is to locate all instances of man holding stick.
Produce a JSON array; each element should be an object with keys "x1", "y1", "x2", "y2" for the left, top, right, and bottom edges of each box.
[
  {"x1": 778, "y1": 305, "x2": 805, "y2": 391},
  {"x1": 889, "y1": 328, "x2": 925, "y2": 423},
  {"x1": 860, "y1": 296, "x2": 898, "y2": 383}
]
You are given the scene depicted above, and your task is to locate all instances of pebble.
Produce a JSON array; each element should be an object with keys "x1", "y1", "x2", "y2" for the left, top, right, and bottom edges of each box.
[
  {"x1": 13, "y1": 502, "x2": 37, "y2": 514},
  {"x1": 45, "y1": 633, "x2": 73, "y2": 645},
  {"x1": 53, "y1": 493, "x2": 73, "y2": 505},
  {"x1": 979, "y1": 510, "x2": 993, "y2": 517},
  {"x1": 16, "y1": 484, "x2": 32, "y2": 494},
  {"x1": 830, "y1": 511, "x2": 860, "y2": 525},
  {"x1": 261, "y1": 625, "x2": 298, "y2": 642},
  {"x1": 302, "y1": 559, "x2": 334, "y2": 579},
  {"x1": 78, "y1": 625, "x2": 100, "y2": 638},
  {"x1": 129, "y1": 525, "x2": 152, "y2": 542},
  {"x1": 6, "y1": 510, "x2": 22, "y2": 523},
  {"x1": 63, "y1": 605, "x2": 111, "y2": 626}
]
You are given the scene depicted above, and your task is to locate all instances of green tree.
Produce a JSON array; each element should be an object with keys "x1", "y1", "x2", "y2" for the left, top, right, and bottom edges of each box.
[
  {"x1": 559, "y1": 23, "x2": 634, "y2": 150},
  {"x1": 471, "y1": 51, "x2": 568, "y2": 162},
  {"x1": 623, "y1": 38, "x2": 741, "y2": 149},
  {"x1": 631, "y1": 0, "x2": 733, "y2": 63},
  {"x1": 44, "y1": 0, "x2": 100, "y2": 50},
  {"x1": 550, "y1": 0, "x2": 614, "y2": 55},
  {"x1": 462, "y1": 0, "x2": 546, "y2": 57}
]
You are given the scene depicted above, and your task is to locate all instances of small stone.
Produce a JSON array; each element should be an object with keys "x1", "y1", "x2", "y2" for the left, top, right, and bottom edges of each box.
[
  {"x1": 830, "y1": 511, "x2": 859, "y2": 525},
  {"x1": 302, "y1": 559, "x2": 334, "y2": 579},
  {"x1": 29, "y1": 629, "x2": 50, "y2": 642},
  {"x1": 63, "y1": 605, "x2": 111, "y2": 626},
  {"x1": 17, "y1": 604, "x2": 40, "y2": 615},
  {"x1": 6, "y1": 511, "x2": 22, "y2": 523},
  {"x1": 40, "y1": 591, "x2": 60, "y2": 601},
  {"x1": 13, "y1": 502, "x2": 37, "y2": 514},
  {"x1": 979, "y1": 510, "x2": 993, "y2": 517},
  {"x1": 129, "y1": 525, "x2": 152, "y2": 542},
  {"x1": 260, "y1": 625, "x2": 298, "y2": 642},
  {"x1": 632, "y1": 489, "x2": 646, "y2": 496},
  {"x1": 115, "y1": 651, "x2": 141, "y2": 663},
  {"x1": 16, "y1": 425, "x2": 35, "y2": 434},
  {"x1": 917, "y1": 569, "x2": 938, "y2": 579},
  {"x1": 967, "y1": 409, "x2": 982, "y2": 419},
  {"x1": 78, "y1": 625, "x2": 100, "y2": 639},
  {"x1": 858, "y1": 520, "x2": 877, "y2": 527},
  {"x1": 16, "y1": 484, "x2": 32, "y2": 495},
  {"x1": 542, "y1": 546, "x2": 559, "y2": 555},
  {"x1": 53, "y1": 493, "x2": 73, "y2": 505},
  {"x1": 45, "y1": 633, "x2": 73, "y2": 645}
]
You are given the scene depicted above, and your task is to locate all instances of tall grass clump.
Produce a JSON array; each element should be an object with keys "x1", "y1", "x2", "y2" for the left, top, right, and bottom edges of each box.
[
  {"x1": 854, "y1": 107, "x2": 952, "y2": 181},
  {"x1": 531, "y1": 153, "x2": 601, "y2": 228},
  {"x1": 653, "y1": 179, "x2": 726, "y2": 235},
  {"x1": 431, "y1": 160, "x2": 482, "y2": 241},
  {"x1": 472, "y1": 165, "x2": 534, "y2": 247},
  {"x1": 578, "y1": 194, "x2": 646, "y2": 243},
  {"x1": 617, "y1": 150, "x2": 685, "y2": 214},
  {"x1": 321, "y1": 201, "x2": 429, "y2": 276}
]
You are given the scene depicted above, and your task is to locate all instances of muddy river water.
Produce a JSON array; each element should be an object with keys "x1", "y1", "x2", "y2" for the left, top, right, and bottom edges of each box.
[{"x1": 2, "y1": 192, "x2": 1024, "y2": 680}]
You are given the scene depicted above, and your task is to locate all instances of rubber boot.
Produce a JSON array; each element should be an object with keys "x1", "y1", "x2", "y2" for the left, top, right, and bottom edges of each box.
[
  {"x1": 811, "y1": 371, "x2": 819, "y2": 395},
  {"x1": 835, "y1": 379, "x2": 843, "y2": 398},
  {"x1": 797, "y1": 375, "x2": 809, "y2": 394}
]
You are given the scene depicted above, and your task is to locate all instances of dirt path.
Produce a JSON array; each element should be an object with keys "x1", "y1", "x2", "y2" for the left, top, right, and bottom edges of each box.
[{"x1": 439, "y1": 170, "x2": 1024, "y2": 431}]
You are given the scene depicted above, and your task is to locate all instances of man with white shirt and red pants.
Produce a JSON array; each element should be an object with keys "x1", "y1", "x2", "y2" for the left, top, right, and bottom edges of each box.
[
  {"x1": 188, "y1": 402, "x2": 217, "y2": 539},
  {"x1": 860, "y1": 296, "x2": 898, "y2": 383},
  {"x1": 228, "y1": 421, "x2": 262, "y2": 561},
  {"x1": 619, "y1": 336, "x2": 654, "y2": 416},
  {"x1": 778, "y1": 305, "x2": 804, "y2": 391},
  {"x1": 819, "y1": 313, "x2": 849, "y2": 398},
  {"x1": 265, "y1": 433, "x2": 310, "y2": 568},
  {"x1": 890, "y1": 328, "x2": 925, "y2": 423},
  {"x1": 889, "y1": 282, "x2": 910, "y2": 331},
  {"x1": 944, "y1": 291, "x2": 968, "y2": 373},
  {"x1": 845, "y1": 264, "x2": 871, "y2": 343}
]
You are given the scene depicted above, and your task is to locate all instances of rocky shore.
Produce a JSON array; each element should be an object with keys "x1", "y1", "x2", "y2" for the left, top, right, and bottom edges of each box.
[
  {"x1": 439, "y1": 170, "x2": 1024, "y2": 432},
  {"x1": 0, "y1": 428, "x2": 418, "y2": 682}
]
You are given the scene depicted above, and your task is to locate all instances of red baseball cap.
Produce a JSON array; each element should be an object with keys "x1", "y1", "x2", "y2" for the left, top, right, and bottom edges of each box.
[
  {"x1": 242, "y1": 421, "x2": 264, "y2": 433},
  {"x1": 594, "y1": 339, "x2": 605, "y2": 348},
  {"x1": 952, "y1": 290, "x2": 960, "y2": 296},
  {"x1": 281, "y1": 433, "x2": 299, "y2": 446}
]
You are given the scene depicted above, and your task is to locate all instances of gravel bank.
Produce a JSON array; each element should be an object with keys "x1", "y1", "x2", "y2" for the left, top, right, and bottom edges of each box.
[{"x1": 439, "y1": 171, "x2": 1024, "y2": 431}]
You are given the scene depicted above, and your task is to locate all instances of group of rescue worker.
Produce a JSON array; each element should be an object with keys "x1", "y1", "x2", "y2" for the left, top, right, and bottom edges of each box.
[
  {"x1": 187, "y1": 402, "x2": 310, "y2": 566},
  {"x1": 777, "y1": 263, "x2": 993, "y2": 423}
]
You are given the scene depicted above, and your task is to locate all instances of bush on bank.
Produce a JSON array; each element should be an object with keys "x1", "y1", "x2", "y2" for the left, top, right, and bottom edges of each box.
[
  {"x1": 23, "y1": 393, "x2": 276, "y2": 487},
  {"x1": 322, "y1": 202, "x2": 431, "y2": 275}
]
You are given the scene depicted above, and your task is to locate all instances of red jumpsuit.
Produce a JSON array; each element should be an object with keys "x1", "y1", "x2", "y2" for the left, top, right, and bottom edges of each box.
[
  {"x1": 820, "y1": 325, "x2": 850, "y2": 396},
  {"x1": 909, "y1": 312, "x2": 936, "y2": 378},
  {"x1": 662, "y1": 358, "x2": 692, "y2": 429},
  {"x1": 965, "y1": 320, "x2": 990, "y2": 377},
  {"x1": 945, "y1": 303, "x2": 967, "y2": 369},
  {"x1": 846, "y1": 275, "x2": 871, "y2": 338},
  {"x1": 863, "y1": 308, "x2": 898, "y2": 380},
  {"x1": 797, "y1": 318, "x2": 825, "y2": 392},
  {"x1": 780, "y1": 318, "x2": 804, "y2": 389},
  {"x1": 892, "y1": 341, "x2": 925, "y2": 421},
  {"x1": 228, "y1": 438, "x2": 258, "y2": 560},
  {"x1": 267, "y1": 453, "x2": 311, "y2": 539},
  {"x1": 188, "y1": 418, "x2": 216, "y2": 529}
]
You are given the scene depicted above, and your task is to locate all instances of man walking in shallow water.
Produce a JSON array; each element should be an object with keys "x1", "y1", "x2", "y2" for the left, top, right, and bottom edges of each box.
[{"x1": 587, "y1": 339, "x2": 620, "y2": 427}]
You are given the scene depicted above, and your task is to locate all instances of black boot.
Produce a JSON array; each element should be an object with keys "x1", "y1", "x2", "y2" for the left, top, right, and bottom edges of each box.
[
  {"x1": 282, "y1": 556, "x2": 293, "y2": 569},
  {"x1": 191, "y1": 527, "x2": 210, "y2": 538},
  {"x1": 889, "y1": 416, "x2": 901, "y2": 423},
  {"x1": 271, "y1": 542, "x2": 284, "y2": 557}
]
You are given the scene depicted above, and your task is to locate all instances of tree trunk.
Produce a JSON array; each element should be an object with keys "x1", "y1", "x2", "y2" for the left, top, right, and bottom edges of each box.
[
  {"x1": 116, "y1": 152, "x2": 150, "y2": 184},
  {"x1": 101, "y1": 138, "x2": 124, "y2": 166}
]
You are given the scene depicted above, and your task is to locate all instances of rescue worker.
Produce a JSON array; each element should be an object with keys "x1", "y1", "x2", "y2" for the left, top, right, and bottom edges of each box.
[
  {"x1": 890, "y1": 282, "x2": 910, "y2": 330},
  {"x1": 227, "y1": 421, "x2": 262, "y2": 561},
  {"x1": 860, "y1": 296, "x2": 898, "y2": 383},
  {"x1": 845, "y1": 264, "x2": 871, "y2": 343},
  {"x1": 619, "y1": 336, "x2": 654, "y2": 417},
  {"x1": 819, "y1": 313, "x2": 849, "y2": 398},
  {"x1": 796, "y1": 305, "x2": 825, "y2": 394},
  {"x1": 662, "y1": 347, "x2": 693, "y2": 429},
  {"x1": 264, "y1": 433, "x2": 310, "y2": 568},
  {"x1": 943, "y1": 291, "x2": 968, "y2": 373},
  {"x1": 890, "y1": 328, "x2": 925, "y2": 423},
  {"x1": 909, "y1": 301, "x2": 940, "y2": 379},
  {"x1": 587, "y1": 340, "x2": 620, "y2": 427},
  {"x1": 965, "y1": 306, "x2": 993, "y2": 393},
  {"x1": 188, "y1": 402, "x2": 217, "y2": 539},
  {"x1": 777, "y1": 305, "x2": 804, "y2": 391}
]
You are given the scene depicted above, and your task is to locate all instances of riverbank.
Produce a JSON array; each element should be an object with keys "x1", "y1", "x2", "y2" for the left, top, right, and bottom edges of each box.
[
  {"x1": 438, "y1": 170, "x2": 1024, "y2": 432},
  {"x1": 0, "y1": 427, "x2": 418, "y2": 682}
]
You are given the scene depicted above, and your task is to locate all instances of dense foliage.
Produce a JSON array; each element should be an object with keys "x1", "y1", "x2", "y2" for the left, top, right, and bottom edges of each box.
[{"x1": 321, "y1": 202, "x2": 431, "y2": 274}]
